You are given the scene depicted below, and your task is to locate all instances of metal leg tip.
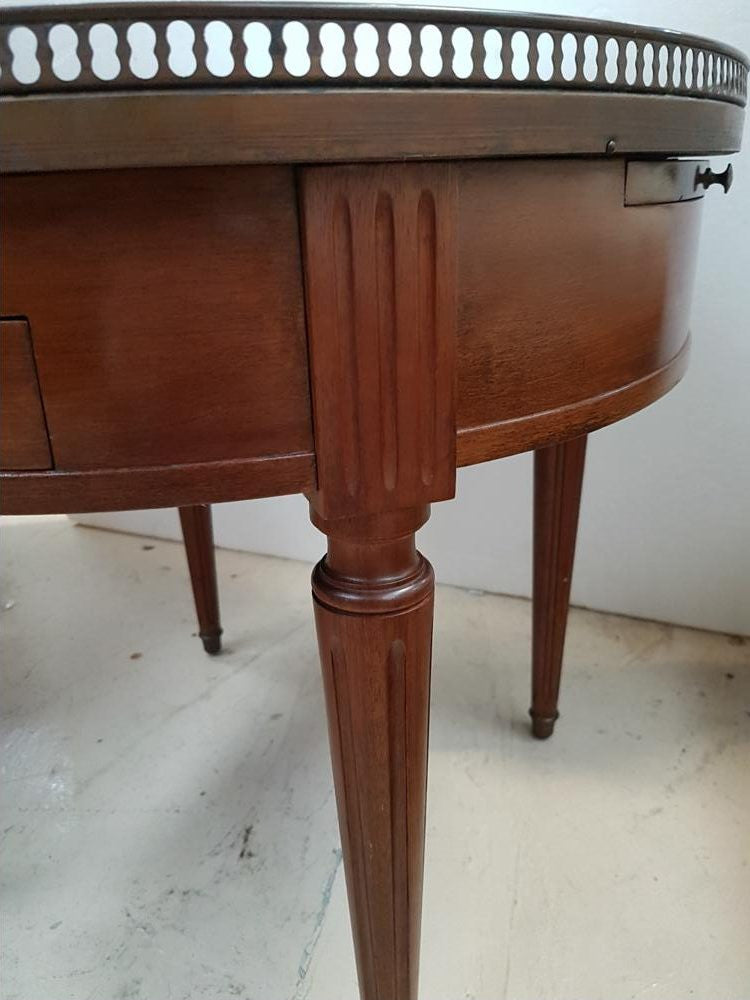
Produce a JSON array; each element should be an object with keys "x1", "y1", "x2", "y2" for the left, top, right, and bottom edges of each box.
[
  {"x1": 530, "y1": 711, "x2": 558, "y2": 740},
  {"x1": 200, "y1": 631, "x2": 222, "y2": 655}
]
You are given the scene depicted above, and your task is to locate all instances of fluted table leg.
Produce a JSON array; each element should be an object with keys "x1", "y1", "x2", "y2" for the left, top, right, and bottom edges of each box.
[
  {"x1": 311, "y1": 506, "x2": 433, "y2": 1000},
  {"x1": 301, "y1": 162, "x2": 457, "y2": 997}
]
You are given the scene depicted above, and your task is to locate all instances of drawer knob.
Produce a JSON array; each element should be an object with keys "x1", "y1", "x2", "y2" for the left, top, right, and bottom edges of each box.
[{"x1": 695, "y1": 163, "x2": 733, "y2": 194}]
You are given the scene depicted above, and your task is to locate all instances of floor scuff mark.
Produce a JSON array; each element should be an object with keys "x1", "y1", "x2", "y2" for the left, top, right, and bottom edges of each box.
[{"x1": 291, "y1": 847, "x2": 343, "y2": 1000}]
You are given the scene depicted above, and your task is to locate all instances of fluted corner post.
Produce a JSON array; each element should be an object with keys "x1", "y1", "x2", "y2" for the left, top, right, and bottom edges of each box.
[
  {"x1": 178, "y1": 504, "x2": 222, "y2": 654},
  {"x1": 531, "y1": 435, "x2": 588, "y2": 738},
  {"x1": 300, "y1": 162, "x2": 457, "y2": 999},
  {"x1": 311, "y1": 505, "x2": 433, "y2": 1000}
]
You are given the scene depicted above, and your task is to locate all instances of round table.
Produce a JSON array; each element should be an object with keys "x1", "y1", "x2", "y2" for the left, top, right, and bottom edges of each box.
[{"x1": 1, "y1": 4, "x2": 746, "y2": 996}]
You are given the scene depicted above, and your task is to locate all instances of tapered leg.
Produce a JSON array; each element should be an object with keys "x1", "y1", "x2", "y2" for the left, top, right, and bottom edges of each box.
[
  {"x1": 312, "y1": 506, "x2": 433, "y2": 1000},
  {"x1": 301, "y1": 163, "x2": 457, "y2": 997},
  {"x1": 178, "y1": 504, "x2": 222, "y2": 654},
  {"x1": 531, "y1": 436, "x2": 587, "y2": 739}
]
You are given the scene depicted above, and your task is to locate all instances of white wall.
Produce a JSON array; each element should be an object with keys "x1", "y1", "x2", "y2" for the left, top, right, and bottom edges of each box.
[{"x1": 75, "y1": 0, "x2": 750, "y2": 636}]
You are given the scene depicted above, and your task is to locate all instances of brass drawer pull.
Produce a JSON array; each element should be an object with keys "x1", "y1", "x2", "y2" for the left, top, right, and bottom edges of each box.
[{"x1": 695, "y1": 163, "x2": 734, "y2": 193}]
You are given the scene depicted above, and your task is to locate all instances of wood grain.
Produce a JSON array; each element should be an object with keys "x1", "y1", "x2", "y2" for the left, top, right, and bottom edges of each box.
[
  {"x1": 0, "y1": 56, "x2": 736, "y2": 998},
  {"x1": 531, "y1": 437, "x2": 587, "y2": 739},
  {"x1": 456, "y1": 159, "x2": 701, "y2": 464},
  {"x1": 456, "y1": 338, "x2": 690, "y2": 467},
  {"x1": 1, "y1": 90, "x2": 744, "y2": 174},
  {"x1": 312, "y1": 505, "x2": 432, "y2": 1000},
  {"x1": 179, "y1": 504, "x2": 222, "y2": 655},
  {"x1": 301, "y1": 163, "x2": 457, "y2": 520},
  {"x1": 0, "y1": 319, "x2": 52, "y2": 470},
  {"x1": 0, "y1": 452, "x2": 315, "y2": 515},
  {"x1": 3, "y1": 158, "x2": 703, "y2": 513},
  {"x1": 1, "y1": 166, "x2": 313, "y2": 471},
  {"x1": 302, "y1": 164, "x2": 456, "y2": 998}
]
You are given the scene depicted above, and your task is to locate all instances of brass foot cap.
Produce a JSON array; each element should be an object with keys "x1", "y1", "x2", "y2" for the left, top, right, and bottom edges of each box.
[
  {"x1": 200, "y1": 631, "x2": 222, "y2": 655},
  {"x1": 530, "y1": 711, "x2": 558, "y2": 740}
]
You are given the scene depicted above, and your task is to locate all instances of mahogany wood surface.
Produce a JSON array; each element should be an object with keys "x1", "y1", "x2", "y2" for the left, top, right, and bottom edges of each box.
[
  {"x1": 301, "y1": 158, "x2": 461, "y2": 995},
  {"x1": 457, "y1": 337, "x2": 690, "y2": 467},
  {"x1": 301, "y1": 163, "x2": 457, "y2": 520},
  {"x1": 1, "y1": 8, "x2": 745, "y2": 993},
  {"x1": 0, "y1": 319, "x2": 51, "y2": 470},
  {"x1": 1, "y1": 166, "x2": 313, "y2": 471},
  {"x1": 456, "y1": 159, "x2": 701, "y2": 464},
  {"x1": 1, "y1": 159, "x2": 703, "y2": 512},
  {"x1": 531, "y1": 437, "x2": 588, "y2": 740},
  {"x1": 179, "y1": 504, "x2": 222, "y2": 655},
  {"x1": 3, "y1": 90, "x2": 745, "y2": 175},
  {"x1": 312, "y1": 506, "x2": 433, "y2": 1000},
  {"x1": 0, "y1": 150, "x2": 718, "y2": 1000},
  {"x1": 0, "y1": 452, "x2": 316, "y2": 515}
]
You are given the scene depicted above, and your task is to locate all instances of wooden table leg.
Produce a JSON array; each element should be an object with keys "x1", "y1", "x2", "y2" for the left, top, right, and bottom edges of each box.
[
  {"x1": 178, "y1": 504, "x2": 222, "y2": 655},
  {"x1": 301, "y1": 162, "x2": 457, "y2": 997},
  {"x1": 311, "y1": 505, "x2": 433, "y2": 1000},
  {"x1": 530, "y1": 436, "x2": 587, "y2": 739}
]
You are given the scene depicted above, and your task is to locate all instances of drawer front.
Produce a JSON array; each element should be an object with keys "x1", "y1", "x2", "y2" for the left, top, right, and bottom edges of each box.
[
  {"x1": 0, "y1": 319, "x2": 52, "y2": 470},
  {"x1": 2, "y1": 166, "x2": 313, "y2": 472}
]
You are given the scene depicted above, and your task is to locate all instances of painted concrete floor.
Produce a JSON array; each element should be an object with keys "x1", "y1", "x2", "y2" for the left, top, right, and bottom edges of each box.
[{"x1": 1, "y1": 515, "x2": 749, "y2": 1000}]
